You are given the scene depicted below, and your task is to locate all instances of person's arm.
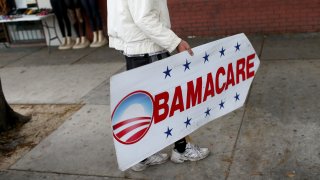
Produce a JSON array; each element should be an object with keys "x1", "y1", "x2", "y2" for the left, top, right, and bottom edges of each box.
[{"x1": 128, "y1": 0, "x2": 193, "y2": 55}]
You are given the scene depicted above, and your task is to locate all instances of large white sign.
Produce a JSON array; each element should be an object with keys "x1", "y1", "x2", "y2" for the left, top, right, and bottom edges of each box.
[{"x1": 110, "y1": 33, "x2": 260, "y2": 171}]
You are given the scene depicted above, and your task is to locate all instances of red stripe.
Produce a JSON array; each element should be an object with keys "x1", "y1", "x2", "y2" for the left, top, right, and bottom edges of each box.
[
  {"x1": 116, "y1": 122, "x2": 150, "y2": 138},
  {"x1": 126, "y1": 128, "x2": 148, "y2": 143},
  {"x1": 113, "y1": 116, "x2": 151, "y2": 130}
]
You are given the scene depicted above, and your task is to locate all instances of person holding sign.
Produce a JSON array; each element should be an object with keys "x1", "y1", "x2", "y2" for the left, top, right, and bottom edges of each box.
[{"x1": 107, "y1": 0, "x2": 209, "y2": 171}]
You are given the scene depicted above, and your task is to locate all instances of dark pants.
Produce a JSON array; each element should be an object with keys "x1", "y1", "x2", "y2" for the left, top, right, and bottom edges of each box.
[
  {"x1": 50, "y1": 0, "x2": 71, "y2": 37},
  {"x1": 125, "y1": 52, "x2": 187, "y2": 153},
  {"x1": 65, "y1": 0, "x2": 86, "y2": 37},
  {"x1": 80, "y1": 0, "x2": 103, "y2": 31},
  {"x1": 125, "y1": 52, "x2": 170, "y2": 70}
]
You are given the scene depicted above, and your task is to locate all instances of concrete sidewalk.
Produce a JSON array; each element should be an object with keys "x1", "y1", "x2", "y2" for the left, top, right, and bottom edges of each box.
[{"x1": 0, "y1": 33, "x2": 319, "y2": 180}]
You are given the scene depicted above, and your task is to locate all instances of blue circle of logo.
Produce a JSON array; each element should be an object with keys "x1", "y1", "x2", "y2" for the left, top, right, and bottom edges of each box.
[{"x1": 111, "y1": 91, "x2": 154, "y2": 144}]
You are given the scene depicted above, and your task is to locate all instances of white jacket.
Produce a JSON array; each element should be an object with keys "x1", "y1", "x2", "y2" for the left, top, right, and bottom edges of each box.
[{"x1": 107, "y1": 0, "x2": 181, "y2": 55}]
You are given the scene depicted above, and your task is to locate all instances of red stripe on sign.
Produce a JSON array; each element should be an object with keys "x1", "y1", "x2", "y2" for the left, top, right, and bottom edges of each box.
[
  {"x1": 115, "y1": 122, "x2": 150, "y2": 138},
  {"x1": 126, "y1": 128, "x2": 148, "y2": 143},
  {"x1": 113, "y1": 116, "x2": 151, "y2": 130}
]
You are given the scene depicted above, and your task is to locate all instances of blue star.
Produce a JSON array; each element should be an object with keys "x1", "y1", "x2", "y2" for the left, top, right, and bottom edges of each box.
[
  {"x1": 203, "y1": 52, "x2": 209, "y2": 63},
  {"x1": 234, "y1": 93, "x2": 240, "y2": 101},
  {"x1": 219, "y1": 100, "x2": 225, "y2": 109},
  {"x1": 184, "y1": 117, "x2": 192, "y2": 128},
  {"x1": 163, "y1": 66, "x2": 172, "y2": 79},
  {"x1": 183, "y1": 59, "x2": 191, "y2": 71},
  {"x1": 205, "y1": 108, "x2": 211, "y2": 117},
  {"x1": 235, "y1": 42, "x2": 241, "y2": 51},
  {"x1": 164, "y1": 127, "x2": 173, "y2": 138},
  {"x1": 219, "y1": 47, "x2": 225, "y2": 57}
]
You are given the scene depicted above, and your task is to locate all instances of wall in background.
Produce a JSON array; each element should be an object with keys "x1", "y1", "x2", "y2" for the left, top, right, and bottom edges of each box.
[{"x1": 168, "y1": 0, "x2": 320, "y2": 37}]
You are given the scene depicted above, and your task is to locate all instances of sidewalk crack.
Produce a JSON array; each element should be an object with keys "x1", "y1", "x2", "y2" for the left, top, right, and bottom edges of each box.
[
  {"x1": 258, "y1": 35, "x2": 267, "y2": 59},
  {"x1": 224, "y1": 83, "x2": 254, "y2": 180}
]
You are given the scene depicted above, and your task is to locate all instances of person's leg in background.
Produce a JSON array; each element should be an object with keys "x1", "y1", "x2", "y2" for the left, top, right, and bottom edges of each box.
[
  {"x1": 63, "y1": 0, "x2": 79, "y2": 49},
  {"x1": 86, "y1": 0, "x2": 107, "y2": 47},
  {"x1": 79, "y1": 0, "x2": 96, "y2": 47},
  {"x1": 61, "y1": 1, "x2": 72, "y2": 39},
  {"x1": 50, "y1": 0, "x2": 72, "y2": 49},
  {"x1": 72, "y1": 0, "x2": 89, "y2": 49}
]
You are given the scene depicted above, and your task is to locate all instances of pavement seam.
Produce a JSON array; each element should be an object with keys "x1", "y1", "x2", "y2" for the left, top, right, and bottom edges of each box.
[
  {"x1": 70, "y1": 48, "x2": 100, "y2": 65},
  {"x1": 224, "y1": 72, "x2": 257, "y2": 180},
  {"x1": 258, "y1": 35, "x2": 266, "y2": 59},
  {"x1": 0, "y1": 47, "x2": 46, "y2": 69},
  {"x1": 224, "y1": 102, "x2": 248, "y2": 180},
  {"x1": 7, "y1": 169, "x2": 134, "y2": 179},
  {"x1": 223, "y1": 34, "x2": 269, "y2": 178}
]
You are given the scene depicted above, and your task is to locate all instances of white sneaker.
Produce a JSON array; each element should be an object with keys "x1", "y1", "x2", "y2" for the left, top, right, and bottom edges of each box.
[
  {"x1": 131, "y1": 153, "x2": 169, "y2": 171},
  {"x1": 171, "y1": 143, "x2": 210, "y2": 163}
]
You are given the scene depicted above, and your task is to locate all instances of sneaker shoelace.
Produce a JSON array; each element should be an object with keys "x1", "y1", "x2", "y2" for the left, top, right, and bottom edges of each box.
[
  {"x1": 186, "y1": 144, "x2": 202, "y2": 157},
  {"x1": 147, "y1": 153, "x2": 163, "y2": 164}
]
